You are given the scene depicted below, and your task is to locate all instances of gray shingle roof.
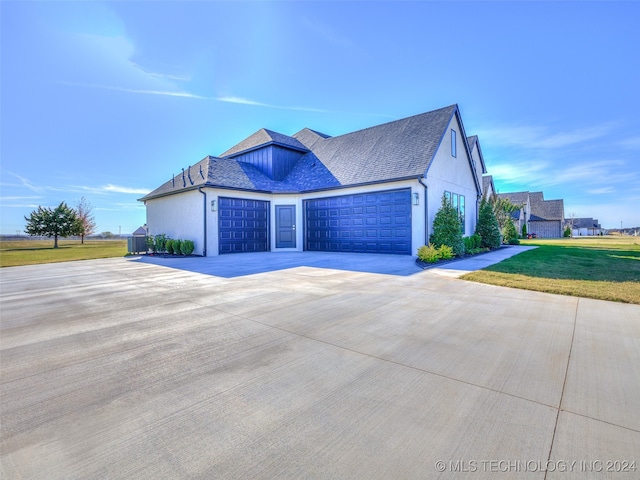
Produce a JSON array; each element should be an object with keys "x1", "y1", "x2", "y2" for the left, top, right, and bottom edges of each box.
[
  {"x1": 567, "y1": 218, "x2": 601, "y2": 228},
  {"x1": 141, "y1": 104, "x2": 471, "y2": 201},
  {"x1": 497, "y1": 191, "x2": 530, "y2": 206},
  {"x1": 220, "y1": 128, "x2": 308, "y2": 157},
  {"x1": 529, "y1": 192, "x2": 564, "y2": 221}
]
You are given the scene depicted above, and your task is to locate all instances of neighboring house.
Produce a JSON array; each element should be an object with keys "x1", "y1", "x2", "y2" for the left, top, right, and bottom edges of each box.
[
  {"x1": 496, "y1": 191, "x2": 531, "y2": 234},
  {"x1": 528, "y1": 192, "x2": 565, "y2": 238},
  {"x1": 567, "y1": 217, "x2": 602, "y2": 236},
  {"x1": 482, "y1": 175, "x2": 496, "y2": 200},
  {"x1": 140, "y1": 104, "x2": 483, "y2": 256},
  {"x1": 467, "y1": 136, "x2": 488, "y2": 196}
]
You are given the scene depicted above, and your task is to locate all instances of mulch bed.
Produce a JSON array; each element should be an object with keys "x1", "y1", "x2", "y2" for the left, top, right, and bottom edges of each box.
[{"x1": 415, "y1": 246, "x2": 506, "y2": 270}]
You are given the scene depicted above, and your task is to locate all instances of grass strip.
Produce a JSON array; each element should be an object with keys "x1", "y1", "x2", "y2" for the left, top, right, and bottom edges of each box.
[
  {"x1": 0, "y1": 240, "x2": 128, "y2": 267},
  {"x1": 461, "y1": 238, "x2": 640, "y2": 304}
]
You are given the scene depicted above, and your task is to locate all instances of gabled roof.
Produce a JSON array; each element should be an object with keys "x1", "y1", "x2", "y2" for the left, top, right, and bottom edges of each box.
[
  {"x1": 496, "y1": 191, "x2": 530, "y2": 206},
  {"x1": 141, "y1": 104, "x2": 481, "y2": 201},
  {"x1": 482, "y1": 175, "x2": 495, "y2": 197},
  {"x1": 220, "y1": 128, "x2": 309, "y2": 157},
  {"x1": 529, "y1": 192, "x2": 564, "y2": 221},
  {"x1": 568, "y1": 217, "x2": 601, "y2": 229},
  {"x1": 467, "y1": 135, "x2": 487, "y2": 174}
]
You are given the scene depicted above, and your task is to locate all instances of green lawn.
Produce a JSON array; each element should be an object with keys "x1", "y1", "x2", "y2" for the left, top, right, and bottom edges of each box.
[
  {"x1": 461, "y1": 236, "x2": 640, "y2": 304},
  {"x1": 0, "y1": 239, "x2": 128, "y2": 267}
]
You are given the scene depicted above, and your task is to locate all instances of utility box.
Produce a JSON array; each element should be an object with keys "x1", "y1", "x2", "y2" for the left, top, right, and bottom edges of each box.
[{"x1": 128, "y1": 226, "x2": 148, "y2": 254}]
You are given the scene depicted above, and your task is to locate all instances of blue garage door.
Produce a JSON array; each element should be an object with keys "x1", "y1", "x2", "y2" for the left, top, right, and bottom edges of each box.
[
  {"x1": 218, "y1": 197, "x2": 269, "y2": 254},
  {"x1": 305, "y1": 188, "x2": 411, "y2": 255}
]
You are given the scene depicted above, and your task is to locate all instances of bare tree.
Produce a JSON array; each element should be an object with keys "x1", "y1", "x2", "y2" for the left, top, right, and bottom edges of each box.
[{"x1": 75, "y1": 196, "x2": 97, "y2": 244}]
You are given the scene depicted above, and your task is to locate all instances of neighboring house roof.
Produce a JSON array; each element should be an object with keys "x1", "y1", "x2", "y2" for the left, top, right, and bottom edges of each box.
[
  {"x1": 497, "y1": 191, "x2": 530, "y2": 206},
  {"x1": 141, "y1": 104, "x2": 480, "y2": 201},
  {"x1": 132, "y1": 226, "x2": 147, "y2": 236},
  {"x1": 467, "y1": 135, "x2": 487, "y2": 174},
  {"x1": 568, "y1": 218, "x2": 601, "y2": 229},
  {"x1": 529, "y1": 191, "x2": 564, "y2": 221},
  {"x1": 482, "y1": 175, "x2": 495, "y2": 197}
]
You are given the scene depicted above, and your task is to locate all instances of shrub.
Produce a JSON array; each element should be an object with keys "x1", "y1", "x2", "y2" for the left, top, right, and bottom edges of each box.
[
  {"x1": 173, "y1": 239, "x2": 182, "y2": 255},
  {"x1": 145, "y1": 235, "x2": 155, "y2": 253},
  {"x1": 521, "y1": 222, "x2": 527, "y2": 238},
  {"x1": 475, "y1": 198, "x2": 501, "y2": 249},
  {"x1": 564, "y1": 226, "x2": 572, "y2": 237},
  {"x1": 430, "y1": 194, "x2": 465, "y2": 256},
  {"x1": 503, "y1": 220, "x2": 519, "y2": 245},
  {"x1": 166, "y1": 239, "x2": 175, "y2": 255},
  {"x1": 437, "y1": 244, "x2": 454, "y2": 260},
  {"x1": 417, "y1": 244, "x2": 440, "y2": 263},
  {"x1": 155, "y1": 233, "x2": 167, "y2": 253},
  {"x1": 181, "y1": 239, "x2": 195, "y2": 256},
  {"x1": 463, "y1": 234, "x2": 482, "y2": 252}
]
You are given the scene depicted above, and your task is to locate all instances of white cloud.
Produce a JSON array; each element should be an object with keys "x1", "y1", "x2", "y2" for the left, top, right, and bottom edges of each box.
[
  {"x1": 102, "y1": 184, "x2": 150, "y2": 194},
  {"x1": 587, "y1": 187, "x2": 616, "y2": 195},
  {"x1": 477, "y1": 123, "x2": 614, "y2": 150}
]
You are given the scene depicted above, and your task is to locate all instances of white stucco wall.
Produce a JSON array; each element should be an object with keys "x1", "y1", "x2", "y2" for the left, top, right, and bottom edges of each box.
[
  {"x1": 145, "y1": 190, "x2": 205, "y2": 255},
  {"x1": 424, "y1": 114, "x2": 480, "y2": 238}
]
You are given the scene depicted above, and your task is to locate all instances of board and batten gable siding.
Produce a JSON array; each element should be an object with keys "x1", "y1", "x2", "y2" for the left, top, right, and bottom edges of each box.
[
  {"x1": 425, "y1": 114, "x2": 479, "y2": 237},
  {"x1": 146, "y1": 189, "x2": 205, "y2": 255},
  {"x1": 230, "y1": 145, "x2": 304, "y2": 181}
]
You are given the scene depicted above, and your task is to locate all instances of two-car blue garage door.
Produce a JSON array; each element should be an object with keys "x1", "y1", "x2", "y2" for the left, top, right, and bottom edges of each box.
[{"x1": 305, "y1": 188, "x2": 412, "y2": 255}]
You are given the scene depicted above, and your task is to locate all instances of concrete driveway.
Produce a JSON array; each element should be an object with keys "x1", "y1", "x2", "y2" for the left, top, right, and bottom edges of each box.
[{"x1": 1, "y1": 253, "x2": 638, "y2": 479}]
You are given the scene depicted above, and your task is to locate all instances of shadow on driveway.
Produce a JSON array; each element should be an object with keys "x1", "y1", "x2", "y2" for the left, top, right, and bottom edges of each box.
[{"x1": 131, "y1": 251, "x2": 424, "y2": 278}]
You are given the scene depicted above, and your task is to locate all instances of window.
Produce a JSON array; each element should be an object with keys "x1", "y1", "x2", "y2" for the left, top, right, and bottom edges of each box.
[
  {"x1": 445, "y1": 190, "x2": 465, "y2": 234},
  {"x1": 451, "y1": 130, "x2": 457, "y2": 157}
]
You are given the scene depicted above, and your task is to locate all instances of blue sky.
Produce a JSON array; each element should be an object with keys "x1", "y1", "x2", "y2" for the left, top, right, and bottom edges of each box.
[{"x1": 2, "y1": 1, "x2": 639, "y2": 234}]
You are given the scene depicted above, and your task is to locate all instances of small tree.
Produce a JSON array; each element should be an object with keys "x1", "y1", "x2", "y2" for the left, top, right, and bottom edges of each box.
[
  {"x1": 564, "y1": 225, "x2": 572, "y2": 237},
  {"x1": 491, "y1": 196, "x2": 520, "y2": 236},
  {"x1": 503, "y1": 219, "x2": 520, "y2": 245},
  {"x1": 475, "y1": 198, "x2": 501, "y2": 249},
  {"x1": 521, "y1": 222, "x2": 527, "y2": 238},
  {"x1": 75, "y1": 196, "x2": 97, "y2": 244},
  {"x1": 24, "y1": 201, "x2": 82, "y2": 248},
  {"x1": 429, "y1": 194, "x2": 465, "y2": 256}
]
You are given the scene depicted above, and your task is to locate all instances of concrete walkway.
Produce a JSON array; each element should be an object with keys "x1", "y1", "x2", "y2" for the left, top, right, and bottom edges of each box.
[{"x1": 1, "y1": 255, "x2": 638, "y2": 479}]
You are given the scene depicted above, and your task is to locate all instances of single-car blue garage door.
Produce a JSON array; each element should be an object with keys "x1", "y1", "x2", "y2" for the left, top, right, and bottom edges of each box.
[
  {"x1": 305, "y1": 188, "x2": 411, "y2": 255},
  {"x1": 218, "y1": 197, "x2": 269, "y2": 254}
]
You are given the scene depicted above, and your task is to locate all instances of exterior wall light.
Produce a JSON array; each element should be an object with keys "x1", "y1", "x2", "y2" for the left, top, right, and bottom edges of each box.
[
  {"x1": 412, "y1": 192, "x2": 419, "y2": 205},
  {"x1": 211, "y1": 199, "x2": 217, "y2": 212}
]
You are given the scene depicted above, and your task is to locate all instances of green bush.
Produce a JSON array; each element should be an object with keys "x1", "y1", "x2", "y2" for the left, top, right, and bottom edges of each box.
[
  {"x1": 503, "y1": 220, "x2": 519, "y2": 244},
  {"x1": 155, "y1": 234, "x2": 167, "y2": 253},
  {"x1": 476, "y1": 198, "x2": 501, "y2": 249},
  {"x1": 430, "y1": 194, "x2": 465, "y2": 256},
  {"x1": 166, "y1": 239, "x2": 175, "y2": 255},
  {"x1": 564, "y1": 226, "x2": 572, "y2": 237},
  {"x1": 463, "y1": 234, "x2": 482, "y2": 252},
  {"x1": 521, "y1": 222, "x2": 527, "y2": 238},
  {"x1": 417, "y1": 244, "x2": 440, "y2": 263},
  {"x1": 173, "y1": 239, "x2": 182, "y2": 255},
  {"x1": 181, "y1": 239, "x2": 195, "y2": 256},
  {"x1": 437, "y1": 244, "x2": 454, "y2": 260},
  {"x1": 145, "y1": 235, "x2": 155, "y2": 253}
]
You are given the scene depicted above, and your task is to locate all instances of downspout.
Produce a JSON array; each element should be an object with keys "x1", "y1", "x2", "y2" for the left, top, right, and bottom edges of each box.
[
  {"x1": 198, "y1": 187, "x2": 207, "y2": 257},
  {"x1": 418, "y1": 177, "x2": 429, "y2": 245}
]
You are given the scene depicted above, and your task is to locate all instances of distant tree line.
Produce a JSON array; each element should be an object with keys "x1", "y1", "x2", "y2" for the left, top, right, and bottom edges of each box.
[{"x1": 24, "y1": 197, "x2": 96, "y2": 248}]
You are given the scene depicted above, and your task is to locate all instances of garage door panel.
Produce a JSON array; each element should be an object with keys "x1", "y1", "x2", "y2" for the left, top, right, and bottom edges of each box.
[
  {"x1": 219, "y1": 197, "x2": 269, "y2": 254},
  {"x1": 305, "y1": 188, "x2": 411, "y2": 255}
]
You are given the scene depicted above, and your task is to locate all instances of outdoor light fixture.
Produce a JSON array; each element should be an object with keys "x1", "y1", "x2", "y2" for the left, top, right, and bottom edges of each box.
[
  {"x1": 211, "y1": 199, "x2": 217, "y2": 212},
  {"x1": 412, "y1": 192, "x2": 419, "y2": 205}
]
